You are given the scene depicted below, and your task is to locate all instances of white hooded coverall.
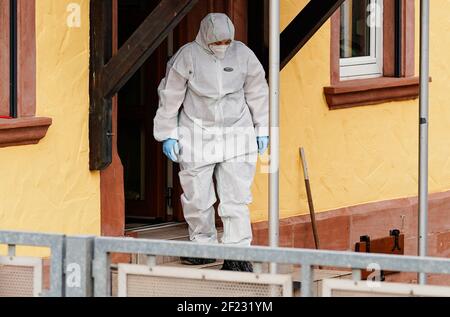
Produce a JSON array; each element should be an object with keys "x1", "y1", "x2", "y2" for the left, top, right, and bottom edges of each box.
[{"x1": 154, "y1": 13, "x2": 269, "y2": 246}]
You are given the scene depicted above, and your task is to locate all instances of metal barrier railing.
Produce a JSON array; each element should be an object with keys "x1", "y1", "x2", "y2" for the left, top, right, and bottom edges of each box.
[
  {"x1": 91, "y1": 236, "x2": 450, "y2": 297},
  {"x1": 0, "y1": 231, "x2": 65, "y2": 297},
  {"x1": 1, "y1": 231, "x2": 450, "y2": 297}
]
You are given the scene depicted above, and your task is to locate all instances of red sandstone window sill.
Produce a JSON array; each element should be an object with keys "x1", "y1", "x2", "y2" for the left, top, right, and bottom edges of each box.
[
  {"x1": 0, "y1": 117, "x2": 52, "y2": 148},
  {"x1": 324, "y1": 77, "x2": 425, "y2": 110}
]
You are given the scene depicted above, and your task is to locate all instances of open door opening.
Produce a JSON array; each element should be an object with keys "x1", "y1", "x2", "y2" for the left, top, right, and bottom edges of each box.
[
  {"x1": 116, "y1": 0, "x2": 175, "y2": 232},
  {"x1": 114, "y1": 0, "x2": 251, "y2": 235}
]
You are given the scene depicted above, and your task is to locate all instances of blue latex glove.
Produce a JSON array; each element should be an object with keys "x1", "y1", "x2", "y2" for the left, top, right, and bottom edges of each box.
[
  {"x1": 163, "y1": 139, "x2": 180, "y2": 162},
  {"x1": 257, "y1": 136, "x2": 269, "y2": 155}
]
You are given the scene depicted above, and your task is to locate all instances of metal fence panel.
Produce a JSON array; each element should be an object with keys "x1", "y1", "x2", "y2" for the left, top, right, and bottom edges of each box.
[
  {"x1": 2, "y1": 231, "x2": 450, "y2": 297},
  {"x1": 92, "y1": 237, "x2": 450, "y2": 297},
  {"x1": 0, "y1": 231, "x2": 65, "y2": 297}
]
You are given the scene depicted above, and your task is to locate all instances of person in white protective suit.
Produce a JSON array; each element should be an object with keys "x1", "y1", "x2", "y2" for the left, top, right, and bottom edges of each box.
[{"x1": 154, "y1": 13, "x2": 269, "y2": 272}]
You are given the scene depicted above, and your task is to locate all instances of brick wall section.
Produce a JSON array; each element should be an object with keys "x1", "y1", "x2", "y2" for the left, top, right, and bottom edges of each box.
[
  {"x1": 252, "y1": 190, "x2": 450, "y2": 286},
  {"x1": 252, "y1": 190, "x2": 450, "y2": 258}
]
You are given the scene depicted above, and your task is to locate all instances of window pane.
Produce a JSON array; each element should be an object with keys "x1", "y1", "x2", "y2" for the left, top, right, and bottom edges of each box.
[
  {"x1": 340, "y1": 0, "x2": 372, "y2": 58},
  {"x1": 0, "y1": 0, "x2": 10, "y2": 116}
]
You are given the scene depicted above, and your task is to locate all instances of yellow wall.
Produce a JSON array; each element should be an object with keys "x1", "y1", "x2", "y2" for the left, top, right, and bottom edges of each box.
[
  {"x1": 0, "y1": 0, "x2": 100, "y2": 236},
  {"x1": 1, "y1": 0, "x2": 449, "y2": 233},
  {"x1": 251, "y1": 0, "x2": 450, "y2": 222}
]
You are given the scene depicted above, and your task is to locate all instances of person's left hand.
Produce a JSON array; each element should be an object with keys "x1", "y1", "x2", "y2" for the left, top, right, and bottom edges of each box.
[{"x1": 257, "y1": 136, "x2": 269, "y2": 155}]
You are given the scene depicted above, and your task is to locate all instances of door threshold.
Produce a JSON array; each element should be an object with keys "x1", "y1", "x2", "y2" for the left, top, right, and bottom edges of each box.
[{"x1": 125, "y1": 222, "x2": 185, "y2": 234}]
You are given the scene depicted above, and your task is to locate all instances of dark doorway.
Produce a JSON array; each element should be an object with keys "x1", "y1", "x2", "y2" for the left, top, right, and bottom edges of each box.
[
  {"x1": 247, "y1": 0, "x2": 269, "y2": 72},
  {"x1": 115, "y1": 0, "x2": 252, "y2": 233},
  {"x1": 117, "y1": 0, "x2": 168, "y2": 229}
]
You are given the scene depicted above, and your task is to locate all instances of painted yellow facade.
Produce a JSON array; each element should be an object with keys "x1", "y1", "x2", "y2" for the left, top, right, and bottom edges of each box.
[
  {"x1": 1, "y1": 0, "x2": 449, "y2": 234},
  {"x1": 0, "y1": 0, "x2": 101, "y2": 236},
  {"x1": 251, "y1": 0, "x2": 450, "y2": 222}
]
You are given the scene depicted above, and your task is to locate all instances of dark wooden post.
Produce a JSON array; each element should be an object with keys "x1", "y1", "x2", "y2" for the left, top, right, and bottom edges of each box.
[
  {"x1": 89, "y1": 0, "x2": 113, "y2": 170},
  {"x1": 89, "y1": 0, "x2": 198, "y2": 170}
]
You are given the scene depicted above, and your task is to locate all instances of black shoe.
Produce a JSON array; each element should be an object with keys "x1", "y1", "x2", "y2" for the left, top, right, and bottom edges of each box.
[
  {"x1": 180, "y1": 257, "x2": 216, "y2": 266},
  {"x1": 221, "y1": 260, "x2": 254, "y2": 272}
]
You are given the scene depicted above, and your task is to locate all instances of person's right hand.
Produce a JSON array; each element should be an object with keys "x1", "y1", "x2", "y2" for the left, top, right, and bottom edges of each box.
[{"x1": 163, "y1": 139, "x2": 180, "y2": 162}]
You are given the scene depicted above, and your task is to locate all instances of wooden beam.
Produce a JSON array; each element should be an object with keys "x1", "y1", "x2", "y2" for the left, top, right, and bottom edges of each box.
[
  {"x1": 280, "y1": 0, "x2": 345, "y2": 69},
  {"x1": 90, "y1": 0, "x2": 198, "y2": 170},
  {"x1": 101, "y1": 0, "x2": 199, "y2": 99},
  {"x1": 89, "y1": 0, "x2": 113, "y2": 170}
]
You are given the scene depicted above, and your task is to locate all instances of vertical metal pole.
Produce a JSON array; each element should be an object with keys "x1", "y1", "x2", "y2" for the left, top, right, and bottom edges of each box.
[
  {"x1": 269, "y1": 0, "x2": 280, "y2": 274},
  {"x1": 65, "y1": 236, "x2": 94, "y2": 297},
  {"x1": 301, "y1": 265, "x2": 313, "y2": 297},
  {"x1": 352, "y1": 269, "x2": 362, "y2": 282},
  {"x1": 7, "y1": 244, "x2": 16, "y2": 257},
  {"x1": 418, "y1": 0, "x2": 430, "y2": 285},
  {"x1": 93, "y1": 250, "x2": 111, "y2": 297},
  {"x1": 48, "y1": 236, "x2": 66, "y2": 297}
]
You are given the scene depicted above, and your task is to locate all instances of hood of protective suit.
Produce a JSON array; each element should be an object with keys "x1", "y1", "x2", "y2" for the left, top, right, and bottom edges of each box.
[{"x1": 195, "y1": 13, "x2": 235, "y2": 54}]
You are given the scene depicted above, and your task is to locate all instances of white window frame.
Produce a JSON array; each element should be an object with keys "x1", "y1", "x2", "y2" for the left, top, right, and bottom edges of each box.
[{"x1": 340, "y1": 0, "x2": 384, "y2": 80}]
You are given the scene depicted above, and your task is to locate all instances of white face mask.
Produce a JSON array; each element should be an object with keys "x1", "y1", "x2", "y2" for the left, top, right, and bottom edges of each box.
[{"x1": 209, "y1": 44, "x2": 230, "y2": 59}]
